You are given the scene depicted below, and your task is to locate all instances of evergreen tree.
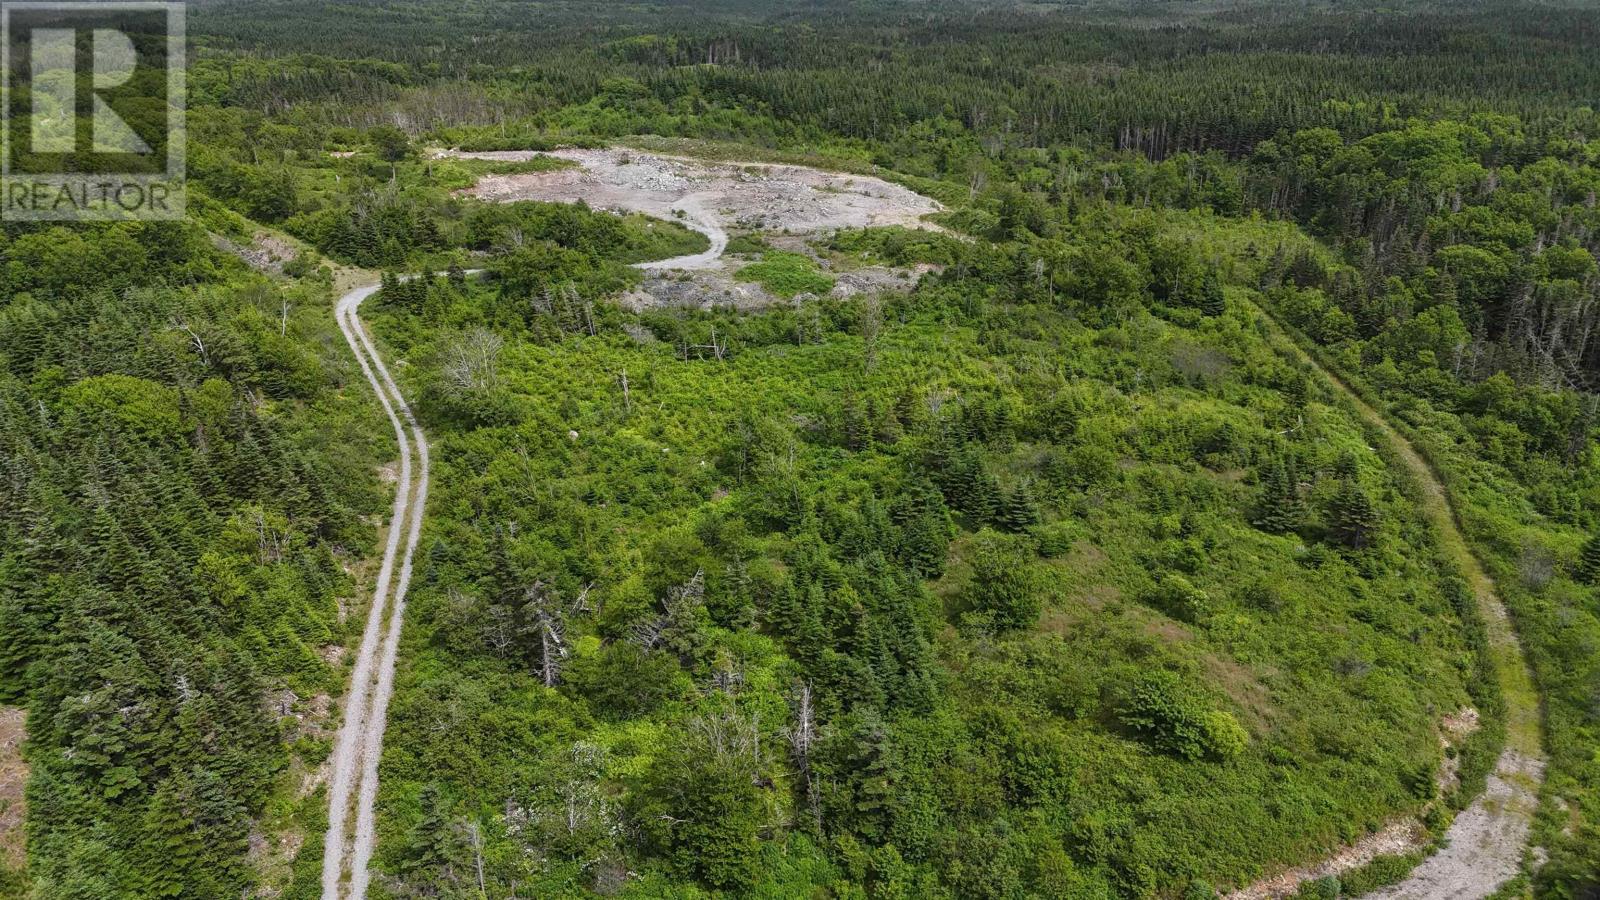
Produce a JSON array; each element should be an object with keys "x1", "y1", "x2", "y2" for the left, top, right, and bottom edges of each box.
[
  {"x1": 1252, "y1": 456, "x2": 1305, "y2": 534},
  {"x1": 1327, "y1": 479, "x2": 1380, "y2": 549},
  {"x1": 997, "y1": 481, "x2": 1040, "y2": 532},
  {"x1": 1576, "y1": 532, "x2": 1600, "y2": 584},
  {"x1": 137, "y1": 780, "x2": 202, "y2": 898},
  {"x1": 403, "y1": 783, "x2": 466, "y2": 884},
  {"x1": 1200, "y1": 268, "x2": 1226, "y2": 317}
]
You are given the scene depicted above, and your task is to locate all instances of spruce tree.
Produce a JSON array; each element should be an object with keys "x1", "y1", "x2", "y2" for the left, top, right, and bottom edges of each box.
[
  {"x1": 1327, "y1": 479, "x2": 1380, "y2": 549},
  {"x1": 964, "y1": 532, "x2": 1041, "y2": 630},
  {"x1": 1251, "y1": 456, "x2": 1305, "y2": 534},
  {"x1": 1200, "y1": 268, "x2": 1226, "y2": 316},
  {"x1": 404, "y1": 783, "x2": 464, "y2": 883},
  {"x1": 1576, "y1": 532, "x2": 1600, "y2": 584},
  {"x1": 137, "y1": 780, "x2": 201, "y2": 897},
  {"x1": 997, "y1": 481, "x2": 1040, "y2": 532}
]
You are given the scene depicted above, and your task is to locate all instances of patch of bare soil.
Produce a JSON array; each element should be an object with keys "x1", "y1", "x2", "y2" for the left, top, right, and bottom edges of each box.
[
  {"x1": 0, "y1": 706, "x2": 25, "y2": 871},
  {"x1": 618, "y1": 262, "x2": 933, "y2": 312},
  {"x1": 266, "y1": 689, "x2": 335, "y2": 744},
  {"x1": 213, "y1": 230, "x2": 299, "y2": 275},
  {"x1": 1228, "y1": 821, "x2": 1430, "y2": 900},
  {"x1": 443, "y1": 147, "x2": 940, "y2": 243},
  {"x1": 1363, "y1": 749, "x2": 1544, "y2": 900},
  {"x1": 1434, "y1": 707, "x2": 1483, "y2": 797},
  {"x1": 436, "y1": 146, "x2": 943, "y2": 308}
]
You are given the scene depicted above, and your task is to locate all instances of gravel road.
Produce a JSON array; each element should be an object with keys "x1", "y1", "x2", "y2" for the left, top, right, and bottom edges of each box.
[
  {"x1": 632, "y1": 193, "x2": 726, "y2": 270},
  {"x1": 321, "y1": 280, "x2": 429, "y2": 900}
]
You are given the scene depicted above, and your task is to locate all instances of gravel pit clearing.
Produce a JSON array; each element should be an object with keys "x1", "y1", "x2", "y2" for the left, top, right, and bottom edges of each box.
[{"x1": 436, "y1": 147, "x2": 944, "y2": 271}]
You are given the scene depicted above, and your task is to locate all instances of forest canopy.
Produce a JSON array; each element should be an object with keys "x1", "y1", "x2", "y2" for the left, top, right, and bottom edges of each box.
[{"x1": 3, "y1": 0, "x2": 1600, "y2": 898}]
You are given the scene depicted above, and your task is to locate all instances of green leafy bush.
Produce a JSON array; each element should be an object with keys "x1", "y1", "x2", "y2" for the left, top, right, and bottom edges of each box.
[
  {"x1": 1118, "y1": 671, "x2": 1246, "y2": 761},
  {"x1": 734, "y1": 251, "x2": 835, "y2": 297},
  {"x1": 962, "y1": 530, "x2": 1042, "y2": 630}
]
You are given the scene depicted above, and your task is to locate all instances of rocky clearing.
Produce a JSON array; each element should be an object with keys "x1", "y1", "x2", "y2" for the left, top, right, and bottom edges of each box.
[{"x1": 438, "y1": 146, "x2": 945, "y2": 308}]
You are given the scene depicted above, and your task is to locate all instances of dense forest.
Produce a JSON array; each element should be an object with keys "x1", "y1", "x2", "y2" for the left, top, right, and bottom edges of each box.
[
  {"x1": 2, "y1": 0, "x2": 1599, "y2": 897},
  {"x1": 0, "y1": 218, "x2": 389, "y2": 897}
]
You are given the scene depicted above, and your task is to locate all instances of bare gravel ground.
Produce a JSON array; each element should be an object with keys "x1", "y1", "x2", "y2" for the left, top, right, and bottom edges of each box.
[
  {"x1": 1364, "y1": 750, "x2": 1543, "y2": 899},
  {"x1": 438, "y1": 147, "x2": 944, "y2": 309},
  {"x1": 442, "y1": 147, "x2": 942, "y2": 260},
  {"x1": 1228, "y1": 822, "x2": 1431, "y2": 900}
]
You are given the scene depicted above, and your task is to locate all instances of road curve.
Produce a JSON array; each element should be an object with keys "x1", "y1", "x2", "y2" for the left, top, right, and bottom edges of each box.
[
  {"x1": 1246, "y1": 300, "x2": 1545, "y2": 899},
  {"x1": 632, "y1": 193, "x2": 727, "y2": 271},
  {"x1": 322, "y1": 279, "x2": 429, "y2": 900}
]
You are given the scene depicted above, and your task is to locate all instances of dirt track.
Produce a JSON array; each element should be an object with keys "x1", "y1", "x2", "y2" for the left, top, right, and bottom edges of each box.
[
  {"x1": 322, "y1": 279, "x2": 430, "y2": 900},
  {"x1": 1231, "y1": 302, "x2": 1546, "y2": 899}
]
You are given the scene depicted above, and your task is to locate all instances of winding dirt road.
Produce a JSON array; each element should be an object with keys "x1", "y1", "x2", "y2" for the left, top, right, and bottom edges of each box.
[
  {"x1": 322, "y1": 279, "x2": 430, "y2": 900},
  {"x1": 633, "y1": 194, "x2": 727, "y2": 270},
  {"x1": 1234, "y1": 302, "x2": 1545, "y2": 899}
]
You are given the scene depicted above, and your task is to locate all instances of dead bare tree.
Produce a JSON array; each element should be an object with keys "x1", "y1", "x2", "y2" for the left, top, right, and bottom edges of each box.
[
  {"x1": 250, "y1": 507, "x2": 286, "y2": 563},
  {"x1": 441, "y1": 327, "x2": 504, "y2": 396},
  {"x1": 520, "y1": 581, "x2": 569, "y2": 687},
  {"x1": 629, "y1": 571, "x2": 706, "y2": 659},
  {"x1": 629, "y1": 617, "x2": 664, "y2": 651},
  {"x1": 686, "y1": 326, "x2": 728, "y2": 361},
  {"x1": 172, "y1": 317, "x2": 209, "y2": 366},
  {"x1": 709, "y1": 658, "x2": 745, "y2": 696},
  {"x1": 691, "y1": 702, "x2": 763, "y2": 768},
  {"x1": 482, "y1": 597, "x2": 515, "y2": 659},
  {"x1": 559, "y1": 741, "x2": 610, "y2": 837},
  {"x1": 967, "y1": 156, "x2": 989, "y2": 200},
  {"x1": 782, "y1": 681, "x2": 822, "y2": 830},
  {"x1": 468, "y1": 821, "x2": 487, "y2": 897}
]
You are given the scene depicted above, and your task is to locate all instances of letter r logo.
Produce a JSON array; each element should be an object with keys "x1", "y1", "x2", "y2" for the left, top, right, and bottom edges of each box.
[
  {"x1": 28, "y1": 27, "x2": 152, "y2": 153},
  {"x1": 1, "y1": 1, "x2": 185, "y2": 220}
]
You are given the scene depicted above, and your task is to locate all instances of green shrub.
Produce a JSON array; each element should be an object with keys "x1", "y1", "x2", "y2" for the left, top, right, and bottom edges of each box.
[
  {"x1": 735, "y1": 251, "x2": 835, "y2": 298},
  {"x1": 1293, "y1": 876, "x2": 1340, "y2": 899},
  {"x1": 726, "y1": 232, "x2": 772, "y2": 255},
  {"x1": 1118, "y1": 670, "x2": 1246, "y2": 761},
  {"x1": 963, "y1": 530, "x2": 1042, "y2": 631},
  {"x1": 829, "y1": 226, "x2": 962, "y2": 267},
  {"x1": 1146, "y1": 573, "x2": 1211, "y2": 623},
  {"x1": 1201, "y1": 710, "x2": 1249, "y2": 760}
]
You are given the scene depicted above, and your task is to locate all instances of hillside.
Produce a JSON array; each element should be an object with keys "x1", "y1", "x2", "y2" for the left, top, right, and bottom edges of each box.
[{"x1": 3, "y1": 0, "x2": 1600, "y2": 897}]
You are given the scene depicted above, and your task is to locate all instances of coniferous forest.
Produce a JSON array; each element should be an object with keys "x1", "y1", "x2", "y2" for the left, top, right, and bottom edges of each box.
[{"x1": 3, "y1": 0, "x2": 1600, "y2": 898}]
